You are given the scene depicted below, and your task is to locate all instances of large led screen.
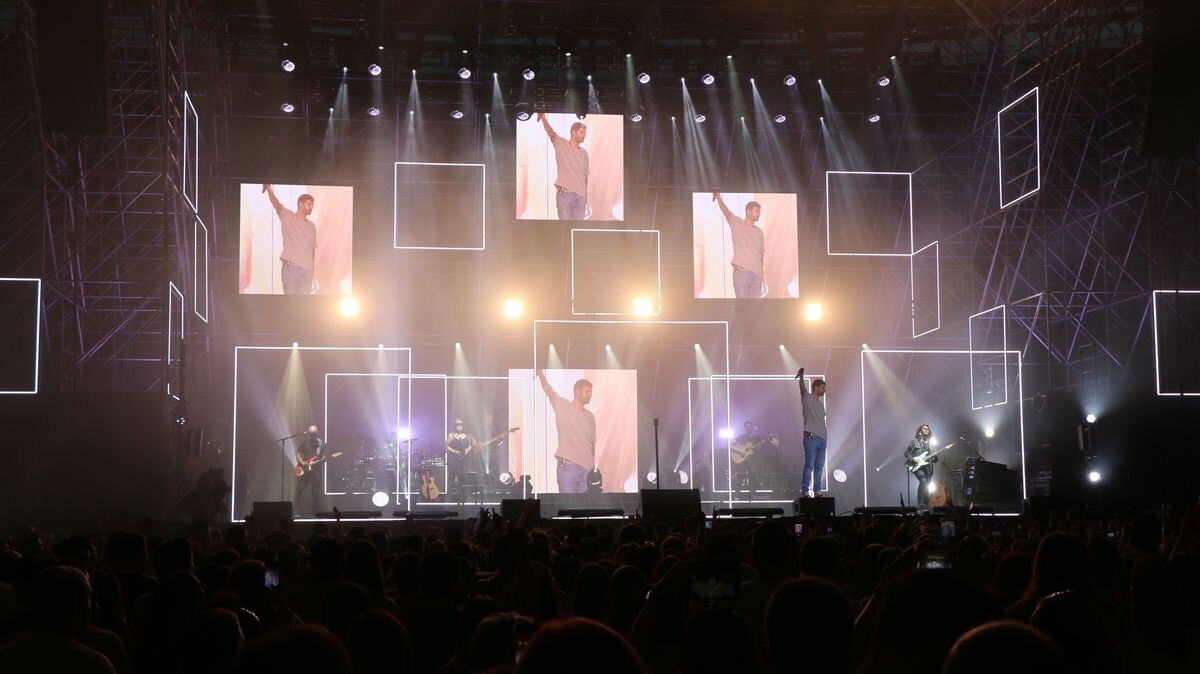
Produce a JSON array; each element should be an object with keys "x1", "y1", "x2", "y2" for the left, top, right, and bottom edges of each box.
[
  {"x1": 516, "y1": 113, "x2": 624, "y2": 221},
  {"x1": 239, "y1": 183, "x2": 353, "y2": 295}
]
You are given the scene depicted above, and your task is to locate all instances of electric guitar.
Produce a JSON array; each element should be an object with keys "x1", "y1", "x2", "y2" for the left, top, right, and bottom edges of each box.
[
  {"x1": 730, "y1": 439, "x2": 762, "y2": 464},
  {"x1": 905, "y1": 444, "x2": 953, "y2": 472},
  {"x1": 294, "y1": 451, "x2": 344, "y2": 477},
  {"x1": 445, "y1": 427, "x2": 520, "y2": 456}
]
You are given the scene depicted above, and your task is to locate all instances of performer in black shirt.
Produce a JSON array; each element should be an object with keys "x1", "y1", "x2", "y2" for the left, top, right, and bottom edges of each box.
[
  {"x1": 294, "y1": 425, "x2": 324, "y2": 516},
  {"x1": 445, "y1": 419, "x2": 478, "y2": 497},
  {"x1": 904, "y1": 424, "x2": 937, "y2": 510}
]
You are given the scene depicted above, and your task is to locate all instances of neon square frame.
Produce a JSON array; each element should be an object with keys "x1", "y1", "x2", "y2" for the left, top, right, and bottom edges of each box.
[
  {"x1": 825, "y1": 171, "x2": 914, "y2": 257},
  {"x1": 569, "y1": 228, "x2": 662, "y2": 316},
  {"x1": 968, "y1": 304, "x2": 1008, "y2": 409},
  {"x1": 910, "y1": 241, "x2": 941, "y2": 337},
  {"x1": 532, "y1": 320, "x2": 730, "y2": 499},
  {"x1": 193, "y1": 216, "x2": 209, "y2": 323},
  {"x1": 393, "y1": 161, "x2": 487, "y2": 250},
  {"x1": 167, "y1": 281, "x2": 184, "y2": 399},
  {"x1": 182, "y1": 91, "x2": 199, "y2": 212},
  {"x1": 997, "y1": 87, "x2": 1040, "y2": 209},
  {"x1": 860, "y1": 348, "x2": 1027, "y2": 507},
  {"x1": 688, "y1": 374, "x2": 827, "y2": 506},
  {"x1": 0, "y1": 277, "x2": 41, "y2": 395},
  {"x1": 230, "y1": 346, "x2": 413, "y2": 522},
  {"x1": 1152, "y1": 290, "x2": 1200, "y2": 396}
]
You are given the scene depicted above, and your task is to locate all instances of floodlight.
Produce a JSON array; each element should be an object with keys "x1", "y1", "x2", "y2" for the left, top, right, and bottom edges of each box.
[
  {"x1": 694, "y1": 113, "x2": 706, "y2": 123},
  {"x1": 1088, "y1": 470, "x2": 1102, "y2": 484},
  {"x1": 368, "y1": 63, "x2": 382, "y2": 76},
  {"x1": 281, "y1": 59, "x2": 295, "y2": 72},
  {"x1": 804, "y1": 303, "x2": 822, "y2": 321},
  {"x1": 280, "y1": 102, "x2": 295, "y2": 113},
  {"x1": 502, "y1": 298, "x2": 523, "y2": 320},
  {"x1": 450, "y1": 109, "x2": 464, "y2": 119},
  {"x1": 774, "y1": 114, "x2": 787, "y2": 123},
  {"x1": 702, "y1": 73, "x2": 715, "y2": 85},
  {"x1": 637, "y1": 72, "x2": 650, "y2": 84},
  {"x1": 868, "y1": 113, "x2": 881, "y2": 123},
  {"x1": 523, "y1": 68, "x2": 536, "y2": 80},
  {"x1": 783, "y1": 74, "x2": 797, "y2": 86},
  {"x1": 633, "y1": 296, "x2": 654, "y2": 316},
  {"x1": 1086, "y1": 413, "x2": 1097, "y2": 424},
  {"x1": 718, "y1": 428, "x2": 734, "y2": 440},
  {"x1": 457, "y1": 67, "x2": 471, "y2": 79},
  {"x1": 371, "y1": 491, "x2": 389, "y2": 507},
  {"x1": 338, "y1": 297, "x2": 360, "y2": 317},
  {"x1": 877, "y1": 75, "x2": 891, "y2": 86},
  {"x1": 367, "y1": 107, "x2": 380, "y2": 117}
]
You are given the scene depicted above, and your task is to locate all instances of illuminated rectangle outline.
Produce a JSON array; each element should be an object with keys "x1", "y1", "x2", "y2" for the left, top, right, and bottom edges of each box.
[
  {"x1": 230, "y1": 346, "x2": 412, "y2": 522},
  {"x1": 167, "y1": 281, "x2": 184, "y2": 399},
  {"x1": 183, "y1": 91, "x2": 199, "y2": 212},
  {"x1": 1152, "y1": 290, "x2": 1200, "y2": 396},
  {"x1": 997, "y1": 86, "x2": 1040, "y2": 209},
  {"x1": 968, "y1": 304, "x2": 1008, "y2": 409},
  {"x1": 569, "y1": 228, "x2": 662, "y2": 316},
  {"x1": 393, "y1": 161, "x2": 486, "y2": 251},
  {"x1": 860, "y1": 348, "x2": 1027, "y2": 507},
  {"x1": 193, "y1": 216, "x2": 209, "y2": 323},
  {"x1": 532, "y1": 320, "x2": 729, "y2": 501},
  {"x1": 825, "y1": 170, "x2": 914, "y2": 257},
  {"x1": 910, "y1": 241, "x2": 941, "y2": 338},
  {"x1": 0, "y1": 277, "x2": 41, "y2": 395}
]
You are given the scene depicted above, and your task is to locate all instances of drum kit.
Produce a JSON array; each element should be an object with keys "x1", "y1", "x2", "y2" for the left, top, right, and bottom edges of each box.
[{"x1": 339, "y1": 437, "x2": 447, "y2": 499}]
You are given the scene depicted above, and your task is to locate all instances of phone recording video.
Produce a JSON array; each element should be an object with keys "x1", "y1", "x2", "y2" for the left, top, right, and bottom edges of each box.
[
  {"x1": 794, "y1": 523, "x2": 804, "y2": 537},
  {"x1": 264, "y1": 567, "x2": 280, "y2": 589},
  {"x1": 917, "y1": 551, "x2": 954, "y2": 571}
]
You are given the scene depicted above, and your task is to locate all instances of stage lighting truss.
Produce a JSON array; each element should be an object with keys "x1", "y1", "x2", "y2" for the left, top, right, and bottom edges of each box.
[
  {"x1": 967, "y1": 305, "x2": 1008, "y2": 410},
  {"x1": 909, "y1": 241, "x2": 940, "y2": 338},
  {"x1": 997, "y1": 86, "x2": 1040, "y2": 209},
  {"x1": 534, "y1": 320, "x2": 730, "y2": 500},
  {"x1": 166, "y1": 282, "x2": 185, "y2": 400},
  {"x1": 825, "y1": 171, "x2": 914, "y2": 257},
  {"x1": 0, "y1": 277, "x2": 41, "y2": 395},
  {"x1": 393, "y1": 162, "x2": 486, "y2": 251},
  {"x1": 688, "y1": 374, "x2": 828, "y2": 506},
  {"x1": 1152, "y1": 290, "x2": 1200, "y2": 396},
  {"x1": 193, "y1": 216, "x2": 209, "y2": 323},
  {"x1": 230, "y1": 346, "x2": 413, "y2": 522},
  {"x1": 182, "y1": 92, "x2": 199, "y2": 212},
  {"x1": 569, "y1": 229, "x2": 662, "y2": 316},
  {"x1": 859, "y1": 348, "x2": 1027, "y2": 507}
]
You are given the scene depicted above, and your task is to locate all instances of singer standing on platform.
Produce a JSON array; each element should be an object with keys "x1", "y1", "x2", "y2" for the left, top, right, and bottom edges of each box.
[{"x1": 796, "y1": 368, "x2": 828, "y2": 498}]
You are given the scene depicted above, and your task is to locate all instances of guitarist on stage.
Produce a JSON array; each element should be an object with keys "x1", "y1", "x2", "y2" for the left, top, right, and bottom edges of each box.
[
  {"x1": 905, "y1": 424, "x2": 937, "y2": 510},
  {"x1": 294, "y1": 425, "x2": 324, "y2": 516},
  {"x1": 732, "y1": 421, "x2": 764, "y2": 491},
  {"x1": 445, "y1": 419, "x2": 479, "y2": 497}
]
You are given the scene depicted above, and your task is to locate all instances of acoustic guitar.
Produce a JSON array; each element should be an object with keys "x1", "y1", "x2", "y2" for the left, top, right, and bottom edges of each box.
[
  {"x1": 730, "y1": 439, "x2": 762, "y2": 464},
  {"x1": 419, "y1": 472, "x2": 441, "y2": 500}
]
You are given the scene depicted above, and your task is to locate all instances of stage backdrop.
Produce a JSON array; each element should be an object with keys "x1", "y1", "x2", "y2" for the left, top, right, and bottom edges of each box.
[
  {"x1": 515, "y1": 113, "x2": 624, "y2": 221},
  {"x1": 239, "y1": 183, "x2": 353, "y2": 295},
  {"x1": 507, "y1": 369, "x2": 638, "y2": 494},
  {"x1": 692, "y1": 192, "x2": 799, "y2": 299}
]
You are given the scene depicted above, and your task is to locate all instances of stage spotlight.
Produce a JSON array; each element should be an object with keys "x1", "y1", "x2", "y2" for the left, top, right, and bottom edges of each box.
[
  {"x1": 833, "y1": 469, "x2": 848, "y2": 483},
  {"x1": 548, "y1": 343, "x2": 556, "y2": 350},
  {"x1": 718, "y1": 428, "x2": 734, "y2": 440},
  {"x1": 515, "y1": 102, "x2": 533, "y2": 121},
  {"x1": 1088, "y1": 470, "x2": 1102, "y2": 484},
  {"x1": 565, "y1": 51, "x2": 572, "y2": 57},
  {"x1": 368, "y1": 63, "x2": 382, "y2": 76},
  {"x1": 677, "y1": 470, "x2": 689, "y2": 485},
  {"x1": 281, "y1": 58, "x2": 295, "y2": 72},
  {"x1": 774, "y1": 114, "x2": 787, "y2": 123},
  {"x1": 338, "y1": 297, "x2": 360, "y2": 317},
  {"x1": 397, "y1": 428, "x2": 412, "y2": 441},
  {"x1": 457, "y1": 66, "x2": 471, "y2": 79},
  {"x1": 498, "y1": 472, "x2": 514, "y2": 486},
  {"x1": 804, "y1": 303, "x2": 822, "y2": 321},
  {"x1": 694, "y1": 343, "x2": 700, "y2": 348},
  {"x1": 328, "y1": 107, "x2": 333, "y2": 115},
  {"x1": 778, "y1": 344, "x2": 785, "y2": 350},
  {"x1": 280, "y1": 102, "x2": 295, "y2": 113},
  {"x1": 342, "y1": 66, "x2": 347, "y2": 75},
  {"x1": 637, "y1": 71, "x2": 651, "y2": 84},
  {"x1": 868, "y1": 113, "x2": 881, "y2": 123},
  {"x1": 605, "y1": 344, "x2": 612, "y2": 351},
  {"x1": 1086, "y1": 413, "x2": 1097, "y2": 424},
  {"x1": 450, "y1": 109, "x2": 464, "y2": 119},
  {"x1": 783, "y1": 74, "x2": 797, "y2": 86},
  {"x1": 502, "y1": 297, "x2": 523, "y2": 320},
  {"x1": 632, "y1": 296, "x2": 654, "y2": 316},
  {"x1": 455, "y1": 342, "x2": 461, "y2": 348},
  {"x1": 862, "y1": 343, "x2": 869, "y2": 349},
  {"x1": 701, "y1": 73, "x2": 715, "y2": 85},
  {"x1": 378, "y1": 344, "x2": 384, "y2": 349},
  {"x1": 367, "y1": 107, "x2": 380, "y2": 117},
  {"x1": 371, "y1": 491, "x2": 389, "y2": 507},
  {"x1": 985, "y1": 427, "x2": 995, "y2": 438},
  {"x1": 694, "y1": 113, "x2": 706, "y2": 123},
  {"x1": 576, "y1": 112, "x2": 587, "y2": 119},
  {"x1": 646, "y1": 471, "x2": 658, "y2": 484},
  {"x1": 928, "y1": 482, "x2": 938, "y2": 494},
  {"x1": 586, "y1": 74, "x2": 592, "y2": 81},
  {"x1": 726, "y1": 54, "x2": 733, "y2": 60},
  {"x1": 522, "y1": 68, "x2": 536, "y2": 80},
  {"x1": 877, "y1": 75, "x2": 891, "y2": 86},
  {"x1": 930, "y1": 437, "x2": 939, "y2": 447},
  {"x1": 629, "y1": 112, "x2": 643, "y2": 123},
  {"x1": 292, "y1": 342, "x2": 299, "y2": 349}
]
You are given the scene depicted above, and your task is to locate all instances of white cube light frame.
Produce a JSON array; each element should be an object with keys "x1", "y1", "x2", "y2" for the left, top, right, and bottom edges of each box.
[
  {"x1": 825, "y1": 170, "x2": 914, "y2": 257},
  {"x1": 910, "y1": 240, "x2": 941, "y2": 338},
  {"x1": 532, "y1": 319, "x2": 729, "y2": 499},
  {"x1": 193, "y1": 216, "x2": 209, "y2": 323},
  {"x1": 167, "y1": 281, "x2": 185, "y2": 399},
  {"x1": 569, "y1": 228, "x2": 662, "y2": 316},
  {"x1": 860, "y1": 348, "x2": 1027, "y2": 507},
  {"x1": 1152, "y1": 290, "x2": 1200, "y2": 396},
  {"x1": 968, "y1": 304, "x2": 1008, "y2": 409},
  {"x1": 230, "y1": 346, "x2": 413, "y2": 522},
  {"x1": 688, "y1": 374, "x2": 828, "y2": 506},
  {"x1": 997, "y1": 86, "x2": 1040, "y2": 209},
  {"x1": 182, "y1": 91, "x2": 199, "y2": 212},
  {"x1": 393, "y1": 161, "x2": 487, "y2": 251},
  {"x1": 0, "y1": 277, "x2": 41, "y2": 395}
]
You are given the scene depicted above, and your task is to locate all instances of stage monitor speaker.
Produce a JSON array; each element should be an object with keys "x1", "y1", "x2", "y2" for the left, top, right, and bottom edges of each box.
[
  {"x1": 501, "y1": 498, "x2": 540, "y2": 523},
  {"x1": 252, "y1": 501, "x2": 292, "y2": 524},
  {"x1": 640, "y1": 489, "x2": 701, "y2": 524},
  {"x1": 793, "y1": 496, "x2": 835, "y2": 517},
  {"x1": 36, "y1": 0, "x2": 109, "y2": 134}
]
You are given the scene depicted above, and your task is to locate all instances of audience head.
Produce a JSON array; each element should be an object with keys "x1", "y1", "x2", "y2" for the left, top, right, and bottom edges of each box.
[{"x1": 942, "y1": 621, "x2": 1063, "y2": 674}]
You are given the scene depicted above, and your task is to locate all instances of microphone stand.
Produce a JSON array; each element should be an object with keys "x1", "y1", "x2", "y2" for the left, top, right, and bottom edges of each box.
[
  {"x1": 653, "y1": 418, "x2": 661, "y2": 490},
  {"x1": 276, "y1": 433, "x2": 303, "y2": 501}
]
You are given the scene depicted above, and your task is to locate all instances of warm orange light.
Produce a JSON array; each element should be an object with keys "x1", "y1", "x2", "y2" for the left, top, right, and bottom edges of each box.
[
  {"x1": 502, "y1": 297, "x2": 524, "y2": 320},
  {"x1": 804, "y1": 303, "x2": 822, "y2": 321}
]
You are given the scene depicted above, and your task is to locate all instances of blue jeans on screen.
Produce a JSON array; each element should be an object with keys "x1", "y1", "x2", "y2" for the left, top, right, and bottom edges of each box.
[
  {"x1": 733, "y1": 268, "x2": 763, "y2": 298},
  {"x1": 802, "y1": 434, "x2": 827, "y2": 494},
  {"x1": 281, "y1": 263, "x2": 313, "y2": 295},
  {"x1": 557, "y1": 461, "x2": 589, "y2": 493},
  {"x1": 556, "y1": 189, "x2": 587, "y2": 220}
]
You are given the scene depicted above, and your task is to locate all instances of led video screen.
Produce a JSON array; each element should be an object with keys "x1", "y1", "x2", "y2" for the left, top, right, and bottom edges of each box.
[
  {"x1": 239, "y1": 183, "x2": 353, "y2": 295},
  {"x1": 692, "y1": 192, "x2": 799, "y2": 299},
  {"x1": 516, "y1": 113, "x2": 624, "y2": 221}
]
